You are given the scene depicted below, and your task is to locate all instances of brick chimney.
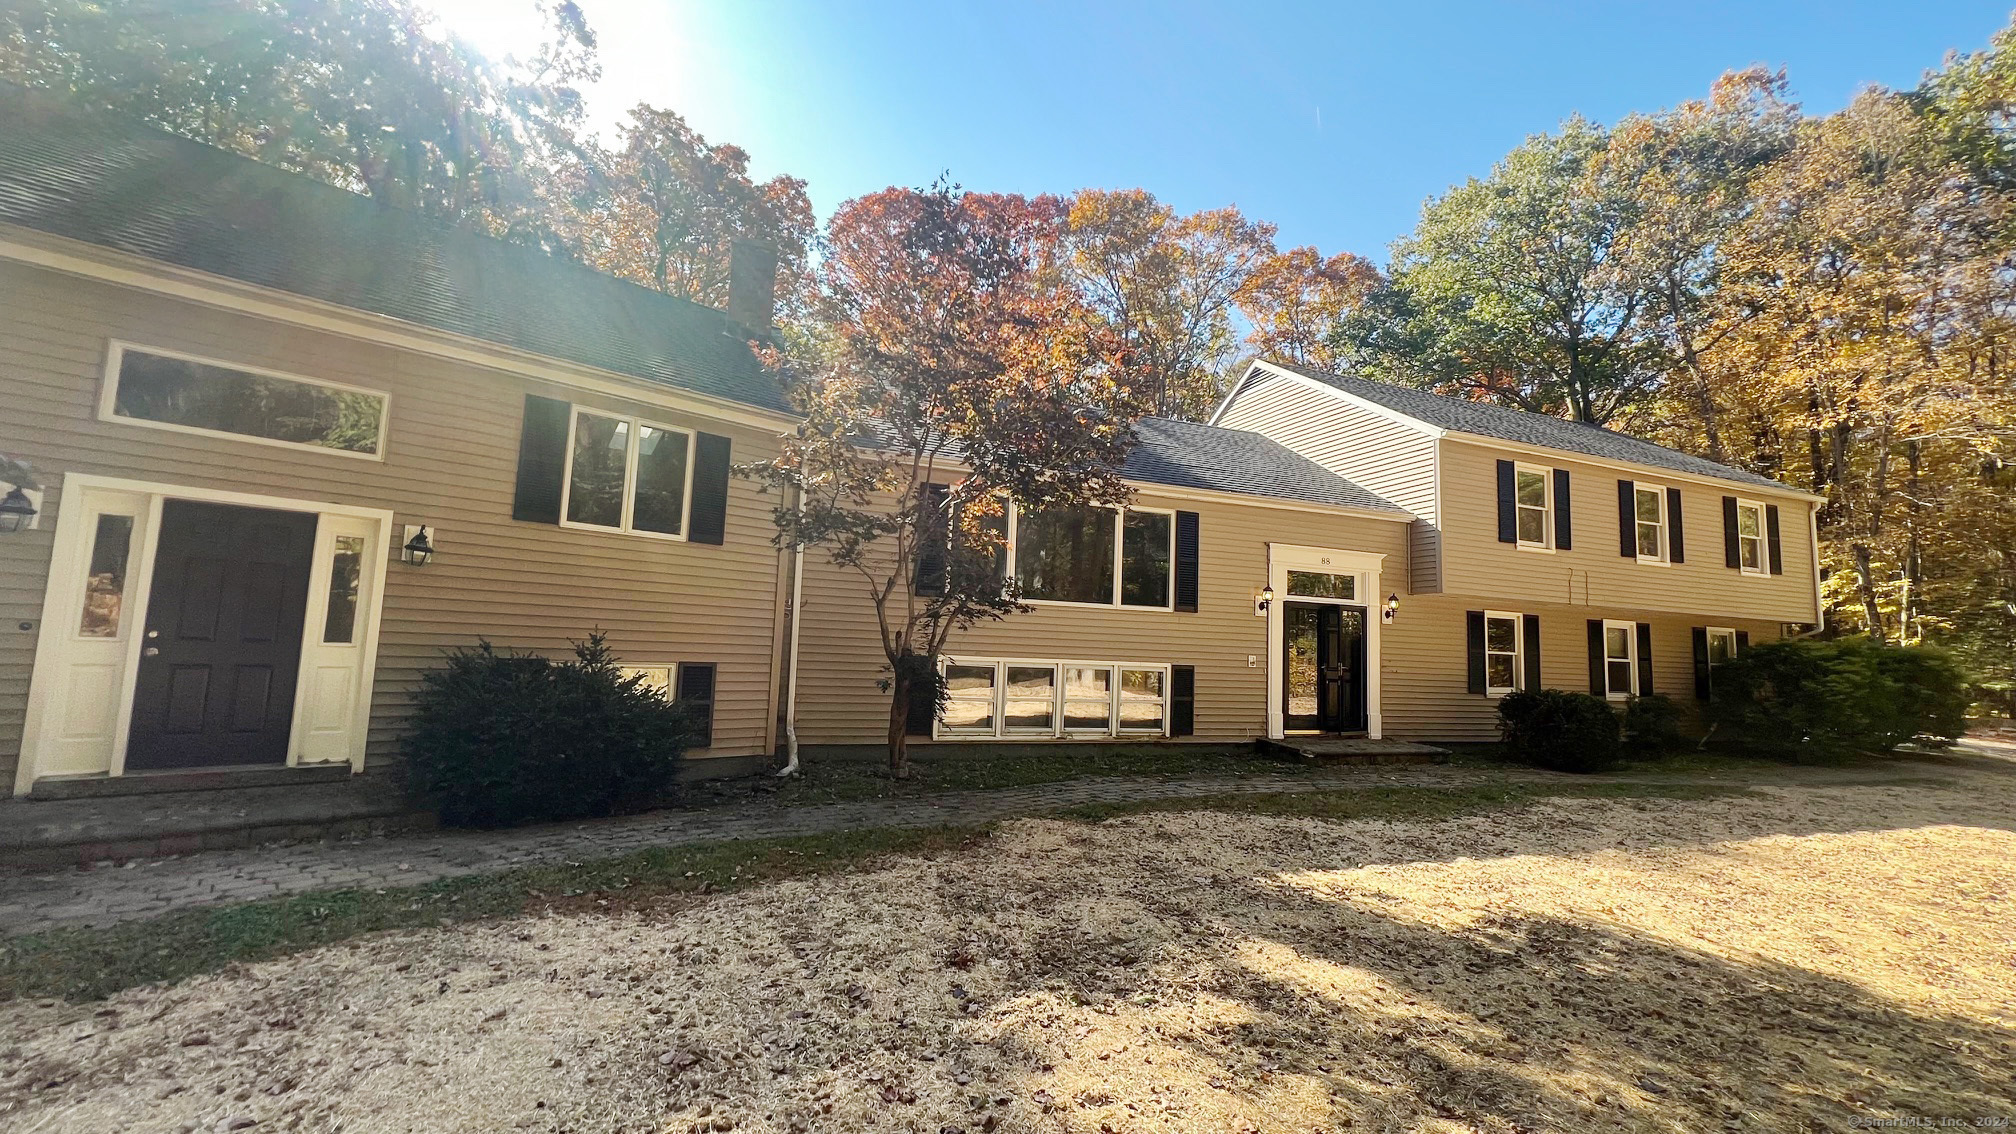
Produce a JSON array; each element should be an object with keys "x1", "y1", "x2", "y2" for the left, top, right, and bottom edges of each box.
[{"x1": 726, "y1": 239, "x2": 778, "y2": 334}]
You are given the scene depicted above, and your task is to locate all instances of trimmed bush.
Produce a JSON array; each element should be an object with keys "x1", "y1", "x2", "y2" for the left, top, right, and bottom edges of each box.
[
  {"x1": 1623, "y1": 693, "x2": 1686, "y2": 757},
  {"x1": 403, "y1": 633, "x2": 694, "y2": 827},
  {"x1": 1496, "y1": 689, "x2": 1623, "y2": 773},
  {"x1": 1707, "y1": 637, "x2": 1971, "y2": 758}
]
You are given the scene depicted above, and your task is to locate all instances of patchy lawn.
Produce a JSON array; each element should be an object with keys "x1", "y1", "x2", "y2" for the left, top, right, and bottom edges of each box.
[{"x1": 3, "y1": 774, "x2": 2011, "y2": 1133}]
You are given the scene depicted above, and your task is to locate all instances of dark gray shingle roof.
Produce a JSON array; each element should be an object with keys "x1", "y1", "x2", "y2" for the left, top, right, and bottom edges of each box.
[
  {"x1": 1262, "y1": 361, "x2": 1800, "y2": 494},
  {"x1": 1125, "y1": 418, "x2": 1406, "y2": 514},
  {"x1": 0, "y1": 90, "x2": 791, "y2": 414}
]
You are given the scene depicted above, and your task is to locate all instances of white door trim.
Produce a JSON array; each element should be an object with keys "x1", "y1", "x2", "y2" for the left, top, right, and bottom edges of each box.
[
  {"x1": 15, "y1": 474, "x2": 393, "y2": 794},
  {"x1": 1265, "y1": 544, "x2": 1386, "y2": 741}
]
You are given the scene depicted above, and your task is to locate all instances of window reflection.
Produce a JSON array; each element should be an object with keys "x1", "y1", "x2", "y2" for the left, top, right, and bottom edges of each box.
[{"x1": 79, "y1": 514, "x2": 134, "y2": 638}]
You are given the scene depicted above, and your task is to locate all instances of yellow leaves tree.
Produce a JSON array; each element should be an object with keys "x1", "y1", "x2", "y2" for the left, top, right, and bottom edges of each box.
[{"x1": 1236, "y1": 247, "x2": 1382, "y2": 370}]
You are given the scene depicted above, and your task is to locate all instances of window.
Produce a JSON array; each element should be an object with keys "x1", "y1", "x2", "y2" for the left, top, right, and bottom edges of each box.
[
  {"x1": 1706, "y1": 627, "x2": 1738, "y2": 668},
  {"x1": 1286, "y1": 570, "x2": 1355, "y2": 600},
  {"x1": 1484, "y1": 611, "x2": 1523, "y2": 695},
  {"x1": 935, "y1": 658, "x2": 1171, "y2": 738},
  {"x1": 562, "y1": 409, "x2": 694, "y2": 539},
  {"x1": 1635, "y1": 485, "x2": 1668, "y2": 562},
  {"x1": 105, "y1": 344, "x2": 386, "y2": 457},
  {"x1": 1604, "y1": 620, "x2": 1637, "y2": 700},
  {"x1": 1735, "y1": 501, "x2": 1766, "y2": 574},
  {"x1": 1515, "y1": 465, "x2": 1551, "y2": 547},
  {"x1": 78, "y1": 514, "x2": 135, "y2": 638},
  {"x1": 321, "y1": 535, "x2": 366, "y2": 644},
  {"x1": 1009, "y1": 504, "x2": 1174, "y2": 608}
]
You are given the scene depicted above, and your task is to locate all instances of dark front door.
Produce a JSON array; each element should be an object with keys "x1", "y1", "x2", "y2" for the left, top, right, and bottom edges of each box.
[
  {"x1": 127, "y1": 500, "x2": 317, "y2": 770},
  {"x1": 1282, "y1": 601, "x2": 1367, "y2": 732}
]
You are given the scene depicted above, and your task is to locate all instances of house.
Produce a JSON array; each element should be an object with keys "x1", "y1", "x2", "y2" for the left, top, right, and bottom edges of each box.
[
  {"x1": 1210, "y1": 359, "x2": 1824, "y2": 740},
  {"x1": 0, "y1": 93, "x2": 1823, "y2": 819}
]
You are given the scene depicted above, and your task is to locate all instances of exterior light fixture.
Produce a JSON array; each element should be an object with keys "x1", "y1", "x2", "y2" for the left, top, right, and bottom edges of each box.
[
  {"x1": 1383, "y1": 592, "x2": 1400, "y2": 624},
  {"x1": 1255, "y1": 584, "x2": 1275, "y2": 617},
  {"x1": 0, "y1": 485, "x2": 37, "y2": 534},
  {"x1": 401, "y1": 524, "x2": 435, "y2": 566}
]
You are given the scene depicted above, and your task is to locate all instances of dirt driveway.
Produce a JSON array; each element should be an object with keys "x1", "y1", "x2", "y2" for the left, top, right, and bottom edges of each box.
[{"x1": 3, "y1": 773, "x2": 2012, "y2": 1133}]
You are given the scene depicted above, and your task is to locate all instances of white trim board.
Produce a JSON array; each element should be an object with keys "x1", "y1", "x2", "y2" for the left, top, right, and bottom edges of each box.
[{"x1": 15, "y1": 473, "x2": 393, "y2": 794}]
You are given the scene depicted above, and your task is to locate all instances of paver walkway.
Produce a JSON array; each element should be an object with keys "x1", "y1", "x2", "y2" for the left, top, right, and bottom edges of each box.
[{"x1": 0, "y1": 761, "x2": 1966, "y2": 936}]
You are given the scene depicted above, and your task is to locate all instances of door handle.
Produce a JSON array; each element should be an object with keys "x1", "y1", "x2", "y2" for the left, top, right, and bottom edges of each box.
[
  {"x1": 143, "y1": 647, "x2": 160, "y2": 657},
  {"x1": 146, "y1": 629, "x2": 159, "y2": 639}
]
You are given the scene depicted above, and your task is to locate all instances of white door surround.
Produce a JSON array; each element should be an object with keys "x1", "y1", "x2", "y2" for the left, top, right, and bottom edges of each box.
[
  {"x1": 14, "y1": 474, "x2": 393, "y2": 795},
  {"x1": 1265, "y1": 544, "x2": 1386, "y2": 741}
]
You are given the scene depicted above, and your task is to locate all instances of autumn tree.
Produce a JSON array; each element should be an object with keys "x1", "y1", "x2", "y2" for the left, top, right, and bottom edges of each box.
[
  {"x1": 749, "y1": 185, "x2": 1154, "y2": 778},
  {"x1": 1, "y1": 0, "x2": 600, "y2": 245},
  {"x1": 569, "y1": 105, "x2": 817, "y2": 318},
  {"x1": 1060, "y1": 189, "x2": 1277, "y2": 418},
  {"x1": 1236, "y1": 246, "x2": 1382, "y2": 369}
]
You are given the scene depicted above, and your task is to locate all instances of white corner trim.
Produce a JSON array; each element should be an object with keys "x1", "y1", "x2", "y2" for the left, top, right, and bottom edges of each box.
[{"x1": 0, "y1": 224, "x2": 800, "y2": 434}]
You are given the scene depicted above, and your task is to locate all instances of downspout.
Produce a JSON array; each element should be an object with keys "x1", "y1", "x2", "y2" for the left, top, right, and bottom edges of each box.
[{"x1": 776, "y1": 489, "x2": 806, "y2": 777}]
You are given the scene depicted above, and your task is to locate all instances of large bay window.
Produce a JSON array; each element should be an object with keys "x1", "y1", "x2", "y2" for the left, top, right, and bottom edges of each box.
[
  {"x1": 562, "y1": 409, "x2": 693, "y2": 539},
  {"x1": 1010, "y1": 504, "x2": 1172, "y2": 608},
  {"x1": 937, "y1": 657, "x2": 1171, "y2": 738}
]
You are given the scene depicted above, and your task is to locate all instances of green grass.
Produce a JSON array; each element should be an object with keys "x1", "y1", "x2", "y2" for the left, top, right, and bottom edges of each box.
[
  {"x1": 0, "y1": 777, "x2": 1783, "y2": 1004},
  {"x1": 0, "y1": 824, "x2": 986, "y2": 1004},
  {"x1": 689, "y1": 743, "x2": 1294, "y2": 807}
]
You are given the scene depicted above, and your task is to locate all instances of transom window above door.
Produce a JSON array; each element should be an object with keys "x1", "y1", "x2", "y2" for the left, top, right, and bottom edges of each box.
[
  {"x1": 1286, "y1": 570, "x2": 1355, "y2": 600},
  {"x1": 103, "y1": 343, "x2": 387, "y2": 458},
  {"x1": 562, "y1": 409, "x2": 694, "y2": 539},
  {"x1": 1009, "y1": 504, "x2": 1172, "y2": 608}
]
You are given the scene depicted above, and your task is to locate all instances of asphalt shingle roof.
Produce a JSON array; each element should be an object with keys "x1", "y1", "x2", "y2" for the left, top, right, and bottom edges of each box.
[
  {"x1": 1262, "y1": 360, "x2": 1801, "y2": 494},
  {"x1": 1125, "y1": 418, "x2": 1406, "y2": 513},
  {"x1": 0, "y1": 90, "x2": 792, "y2": 414}
]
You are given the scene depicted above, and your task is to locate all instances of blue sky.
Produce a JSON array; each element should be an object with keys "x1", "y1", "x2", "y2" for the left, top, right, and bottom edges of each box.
[{"x1": 422, "y1": 0, "x2": 2014, "y2": 261}]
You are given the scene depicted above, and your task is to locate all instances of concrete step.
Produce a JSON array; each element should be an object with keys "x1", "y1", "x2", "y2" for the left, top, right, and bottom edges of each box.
[
  {"x1": 0, "y1": 777, "x2": 431, "y2": 866},
  {"x1": 28, "y1": 763, "x2": 354, "y2": 801},
  {"x1": 1256, "y1": 736, "x2": 1448, "y2": 764}
]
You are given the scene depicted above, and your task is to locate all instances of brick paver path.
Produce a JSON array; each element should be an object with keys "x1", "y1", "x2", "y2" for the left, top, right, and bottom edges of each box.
[{"x1": 0, "y1": 762, "x2": 1957, "y2": 936}]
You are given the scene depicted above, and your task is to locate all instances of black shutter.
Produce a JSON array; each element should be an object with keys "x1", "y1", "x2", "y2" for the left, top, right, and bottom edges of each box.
[
  {"x1": 1170, "y1": 665, "x2": 1195, "y2": 736},
  {"x1": 914, "y1": 483, "x2": 950, "y2": 596},
  {"x1": 1174, "y1": 510, "x2": 1201, "y2": 612},
  {"x1": 512, "y1": 394, "x2": 571, "y2": 523},
  {"x1": 1617, "y1": 479, "x2": 1637, "y2": 557},
  {"x1": 1522, "y1": 613, "x2": 1541, "y2": 692},
  {"x1": 676, "y1": 663, "x2": 717, "y2": 747},
  {"x1": 1736, "y1": 630, "x2": 1749, "y2": 652},
  {"x1": 689, "y1": 432, "x2": 732, "y2": 545},
  {"x1": 1667, "y1": 487, "x2": 1685, "y2": 563},
  {"x1": 1466, "y1": 611, "x2": 1487, "y2": 693},
  {"x1": 1692, "y1": 627, "x2": 1711, "y2": 700},
  {"x1": 904, "y1": 661, "x2": 939, "y2": 736},
  {"x1": 1766, "y1": 504, "x2": 1784, "y2": 574},
  {"x1": 1496, "y1": 460, "x2": 1517, "y2": 543},
  {"x1": 1636, "y1": 623, "x2": 1654, "y2": 696},
  {"x1": 1723, "y1": 496, "x2": 1742, "y2": 568},
  {"x1": 1553, "y1": 469, "x2": 1573, "y2": 549},
  {"x1": 1588, "y1": 619, "x2": 1606, "y2": 695}
]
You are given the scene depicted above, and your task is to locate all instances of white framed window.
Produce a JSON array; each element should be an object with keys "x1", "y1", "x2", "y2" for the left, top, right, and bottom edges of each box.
[
  {"x1": 1706, "y1": 627, "x2": 1739, "y2": 669},
  {"x1": 1603, "y1": 619, "x2": 1638, "y2": 700},
  {"x1": 100, "y1": 342, "x2": 388, "y2": 459},
  {"x1": 1484, "y1": 610, "x2": 1524, "y2": 695},
  {"x1": 1634, "y1": 484, "x2": 1669, "y2": 563},
  {"x1": 1007, "y1": 504, "x2": 1174, "y2": 609},
  {"x1": 935, "y1": 657, "x2": 1171, "y2": 739},
  {"x1": 1735, "y1": 500, "x2": 1766, "y2": 575},
  {"x1": 1514, "y1": 465, "x2": 1552, "y2": 549},
  {"x1": 619, "y1": 664, "x2": 677, "y2": 699},
  {"x1": 561, "y1": 408, "x2": 695, "y2": 540}
]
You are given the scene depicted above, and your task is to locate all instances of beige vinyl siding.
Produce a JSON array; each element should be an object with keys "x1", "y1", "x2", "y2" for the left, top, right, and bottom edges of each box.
[
  {"x1": 0, "y1": 260, "x2": 789, "y2": 784},
  {"x1": 1379, "y1": 592, "x2": 1785, "y2": 742},
  {"x1": 1215, "y1": 368, "x2": 1442, "y2": 593},
  {"x1": 793, "y1": 490, "x2": 1409, "y2": 744},
  {"x1": 1435, "y1": 438, "x2": 1819, "y2": 625}
]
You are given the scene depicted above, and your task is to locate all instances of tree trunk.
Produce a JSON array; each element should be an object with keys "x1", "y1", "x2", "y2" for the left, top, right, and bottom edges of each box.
[
  {"x1": 1852, "y1": 543, "x2": 1886, "y2": 643},
  {"x1": 885, "y1": 668, "x2": 912, "y2": 780}
]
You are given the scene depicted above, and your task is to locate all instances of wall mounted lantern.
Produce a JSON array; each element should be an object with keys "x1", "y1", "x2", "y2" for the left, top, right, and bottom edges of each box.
[
  {"x1": 1254, "y1": 584, "x2": 1275, "y2": 617},
  {"x1": 1383, "y1": 593, "x2": 1400, "y2": 624},
  {"x1": 0, "y1": 486, "x2": 38, "y2": 534},
  {"x1": 401, "y1": 524, "x2": 435, "y2": 566}
]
